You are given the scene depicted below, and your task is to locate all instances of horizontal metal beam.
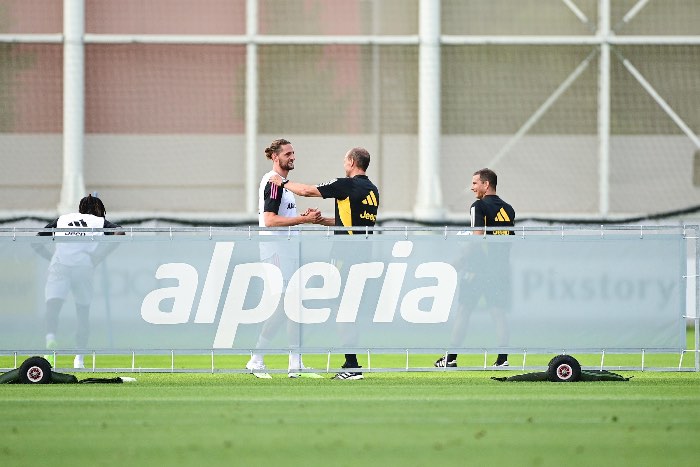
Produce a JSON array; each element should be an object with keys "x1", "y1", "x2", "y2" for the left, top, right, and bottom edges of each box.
[
  {"x1": 84, "y1": 34, "x2": 420, "y2": 45},
  {"x1": 0, "y1": 34, "x2": 63, "y2": 43},
  {"x1": 1, "y1": 33, "x2": 698, "y2": 46},
  {"x1": 443, "y1": 35, "x2": 700, "y2": 46}
]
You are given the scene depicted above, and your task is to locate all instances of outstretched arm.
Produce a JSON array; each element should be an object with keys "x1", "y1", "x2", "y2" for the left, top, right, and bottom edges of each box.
[{"x1": 269, "y1": 174, "x2": 322, "y2": 198}]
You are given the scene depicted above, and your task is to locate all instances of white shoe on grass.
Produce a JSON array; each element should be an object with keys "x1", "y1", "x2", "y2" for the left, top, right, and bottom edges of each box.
[
  {"x1": 332, "y1": 371, "x2": 364, "y2": 380},
  {"x1": 245, "y1": 359, "x2": 272, "y2": 379},
  {"x1": 288, "y1": 371, "x2": 324, "y2": 379},
  {"x1": 288, "y1": 362, "x2": 323, "y2": 378}
]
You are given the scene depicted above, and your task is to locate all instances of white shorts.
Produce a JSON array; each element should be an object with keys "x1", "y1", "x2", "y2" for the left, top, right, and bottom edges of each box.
[
  {"x1": 44, "y1": 263, "x2": 95, "y2": 305},
  {"x1": 259, "y1": 242, "x2": 300, "y2": 284}
]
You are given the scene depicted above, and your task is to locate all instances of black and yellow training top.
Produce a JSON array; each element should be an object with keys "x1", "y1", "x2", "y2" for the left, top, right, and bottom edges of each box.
[{"x1": 317, "y1": 175, "x2": 379, "y2": 235}]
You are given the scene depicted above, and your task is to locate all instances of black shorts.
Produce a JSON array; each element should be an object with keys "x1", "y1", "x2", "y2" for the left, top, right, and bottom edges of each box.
[{"x1": 458, "y1": 273, "x2": 511, "y2": 311}]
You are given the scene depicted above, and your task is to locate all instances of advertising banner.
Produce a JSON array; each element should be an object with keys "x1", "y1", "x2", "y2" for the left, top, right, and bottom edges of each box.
[{"x1": 0, "y1": 232, "x2": 686, "y2": 353}]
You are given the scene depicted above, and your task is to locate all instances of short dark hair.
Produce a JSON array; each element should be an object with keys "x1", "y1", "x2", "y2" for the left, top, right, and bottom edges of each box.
[
  {"x1": 264, "y1": 139, "x2": 291, "y2": 160},
  {"x1": 78, "y1": 194, "x2": 106, "y2": 218},
  {"x1": 473, "y1": 168, "x2": 497, "y2": 188},
  {"x1": 348, "y1": 147, "x2": 370, "y2": 171}
]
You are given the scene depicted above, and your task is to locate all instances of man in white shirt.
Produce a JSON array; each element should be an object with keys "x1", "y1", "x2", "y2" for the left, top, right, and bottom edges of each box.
[
  {"x1": 247, "y1": 138, "x2": 322, "y2": 378},
  {"x1": 35, "y1": 194, "x2": 124, "y2": 369}
]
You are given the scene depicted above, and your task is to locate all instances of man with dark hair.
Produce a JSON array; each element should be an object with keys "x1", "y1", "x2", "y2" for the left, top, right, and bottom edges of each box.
[
  {"x1": 35, "y1": 194, "x2": 124, "y2": 368},
  {"x1": 270, "y1": 147, "x2": 379, "y2": 380},
  {"x1": 246, "y1": 138, "x2": 322, "y2": 378},
  {"x1": 434, "y1": 168, "x2": 515, "y2": 369}
]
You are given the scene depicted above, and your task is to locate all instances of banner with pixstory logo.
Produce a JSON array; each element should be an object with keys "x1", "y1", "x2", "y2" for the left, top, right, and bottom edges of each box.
[{"x1": 0, "y1": 233, "x2": 687, "y2": 352}]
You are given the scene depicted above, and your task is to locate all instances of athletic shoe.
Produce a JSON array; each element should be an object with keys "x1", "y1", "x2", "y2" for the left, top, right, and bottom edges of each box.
[
  {"x1": 245, "y1": 359, "x2": 272, "y2": 379},
  {"x1": 434, "y1": 356, "x2": 457, "y2": 368},
  {"x1": 492, "y1": 360, "x2": 509, "y2": 367},
  {"x1": 288, "y1": 371, "x2": 324, "y2": 379},
  {"x1": 288, "y1": 361, "x2": 323, "y2": 379},
  {"x1": 332, "y1": 371, "x2": 364, "y2": 380},
  {"x1": 73, "y1": 355, "x2": 85, "y2": 369}
]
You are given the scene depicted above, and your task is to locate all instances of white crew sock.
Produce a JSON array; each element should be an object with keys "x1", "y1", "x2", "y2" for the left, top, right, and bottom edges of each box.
[
  {"x1": 250, "y1": 335, "x2": 273, "y2": 363},
  {"x1": 288, "y1": 353, "x2": 303, "y2": 371},
  {"x1": 73, "y1": 354, "x2": 84, "y2": 368},
  {"x1": 45, "y1": 333, "x2": 56, "y2": 347}
]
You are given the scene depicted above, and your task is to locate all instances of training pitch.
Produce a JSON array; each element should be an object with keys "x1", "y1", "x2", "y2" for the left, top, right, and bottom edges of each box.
[{"x1": 1, "y1": 352, "x2": 699, "y2": 467}]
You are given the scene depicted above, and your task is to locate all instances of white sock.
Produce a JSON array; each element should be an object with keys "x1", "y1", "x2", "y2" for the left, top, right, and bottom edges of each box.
[
  {"x1": 251, "y1": 335, "x2": 272, "y2": 363},
  {"x1": 289, "y1": 353, "x2": 302, "y2": 371},
  {"x1": 45, "y1": 333, "x2": 56, "y2": 346},
  {"x1": 249, "y1": 353, "x2": 264, "y2": 364}
]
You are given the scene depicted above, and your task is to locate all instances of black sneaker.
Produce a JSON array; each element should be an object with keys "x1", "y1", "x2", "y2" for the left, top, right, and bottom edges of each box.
[
  {"x1": 434, "y1": 356, "x2": 457, "y2": 368},
  {"x1": 332, "y1": 371, "x2": 364, "y2": 380},
  {"x1": 334, "y1": 363, "x2": 363, "y2": 380}
]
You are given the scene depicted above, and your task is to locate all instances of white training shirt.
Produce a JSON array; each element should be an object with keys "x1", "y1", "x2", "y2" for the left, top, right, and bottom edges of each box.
[
  {"x1": 258, "y1": 170, "x2": 299, "y2": 236},
  {"x1": 50, "y1": 213, "x2": 107, "y2": 267}
]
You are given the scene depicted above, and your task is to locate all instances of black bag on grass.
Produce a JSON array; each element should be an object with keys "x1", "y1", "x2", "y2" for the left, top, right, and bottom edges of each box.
[
  {"x1": 0, "y1": 356, "x2": 126, "y2": 384},
  {"x1": 491, "y1": 354, "x2": 631, "y2": 382}
]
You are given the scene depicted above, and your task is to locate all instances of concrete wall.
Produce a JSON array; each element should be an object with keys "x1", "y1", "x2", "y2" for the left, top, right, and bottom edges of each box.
[{"x1": 2, "y1": 134, "x2": 697, "y2": 219}]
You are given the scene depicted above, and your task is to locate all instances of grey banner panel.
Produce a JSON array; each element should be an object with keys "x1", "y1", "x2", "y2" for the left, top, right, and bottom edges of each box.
[{"x1": 0, "y1": 233, "x2": 685, "y2": 353}]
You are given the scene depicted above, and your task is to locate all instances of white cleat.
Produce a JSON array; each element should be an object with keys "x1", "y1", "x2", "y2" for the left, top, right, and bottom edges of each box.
[
  {"x1": 288, "y1": 371, "x2": 324, "y2": 379},
  {"x1": 288, "y1": 362, "x2": 323, "y2": 379},
  {"x1": 245, "y1": 360, "x2": 272, "y2": 379}
]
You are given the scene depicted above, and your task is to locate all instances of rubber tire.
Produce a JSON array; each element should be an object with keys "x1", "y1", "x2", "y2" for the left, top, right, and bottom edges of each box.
[
  {"x1": 18, "y1": 356, "x2": 53, "y2": 384},
  {"x1": 547, "y1": 355, "x2": 581, "y2": 382}
]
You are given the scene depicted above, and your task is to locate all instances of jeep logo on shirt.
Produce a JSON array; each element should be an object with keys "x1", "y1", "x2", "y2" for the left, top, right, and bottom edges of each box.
[{"x1": 360, "y1": 211, "x2": 376, "y2": 221}]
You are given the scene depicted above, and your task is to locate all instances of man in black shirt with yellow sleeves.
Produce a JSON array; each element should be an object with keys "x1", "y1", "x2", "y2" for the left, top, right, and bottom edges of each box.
[
  {"x1": 435, "y1": 168, "x2": 515, "y2": 369},
  {"x1": 269, "y1": 147, "x2": 379, "y2": 379}
]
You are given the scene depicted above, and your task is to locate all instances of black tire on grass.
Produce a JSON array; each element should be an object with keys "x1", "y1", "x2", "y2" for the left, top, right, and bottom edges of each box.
[
  {"x1": 547, "y1": 355, "x2": 581, "y2": 382},
  {"x1": 18, "y1": 356, "x2": 52, "y2": 384}
]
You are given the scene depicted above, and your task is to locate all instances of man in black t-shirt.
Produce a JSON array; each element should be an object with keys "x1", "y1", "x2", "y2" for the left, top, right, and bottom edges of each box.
[
  {"x1": 434, "y1": 168, "x2": 515, "y2": 369},
  {"x1": 269, "y1": 147, "x2": 379, "y2": 380}
]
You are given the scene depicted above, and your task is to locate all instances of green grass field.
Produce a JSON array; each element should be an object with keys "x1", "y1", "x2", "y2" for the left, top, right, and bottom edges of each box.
[{"x1": 1, "y1": 351, "x2": 699, "y2": 467}]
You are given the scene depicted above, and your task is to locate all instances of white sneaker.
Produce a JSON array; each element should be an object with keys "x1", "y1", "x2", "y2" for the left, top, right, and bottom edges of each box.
[
  {"x1": 288, "y1": 361, "x2": 323, "y2": 379},
  {"x1": 288, "y1": 370, "x2": 324, "y2": 379},
  {"x1": 245, "y1": 359, "x2": 272, "y2": 379},
  {"x1": 492, "y1": 361, "x2": 509, "y2": 367},
  {"x1": 332, "y1": 371, "x2": 364, "y2": 380},
  {"x1": 73, "y1": 355, "x2": 85, "y2": 369}
]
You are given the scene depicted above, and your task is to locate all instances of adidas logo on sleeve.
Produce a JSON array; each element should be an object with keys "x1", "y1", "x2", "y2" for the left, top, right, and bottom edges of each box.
[{"x1": 361, "y1": 191, "x2": 378, "y2": 207}]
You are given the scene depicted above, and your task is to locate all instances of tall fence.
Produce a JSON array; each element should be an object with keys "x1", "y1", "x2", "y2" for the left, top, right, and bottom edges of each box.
[
  {"x1": 0, "y1": 1, "x2": 698, "y2": 221},
  {"x1": 0, "y1": 225, "x2": 697, "y2": 372}
]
